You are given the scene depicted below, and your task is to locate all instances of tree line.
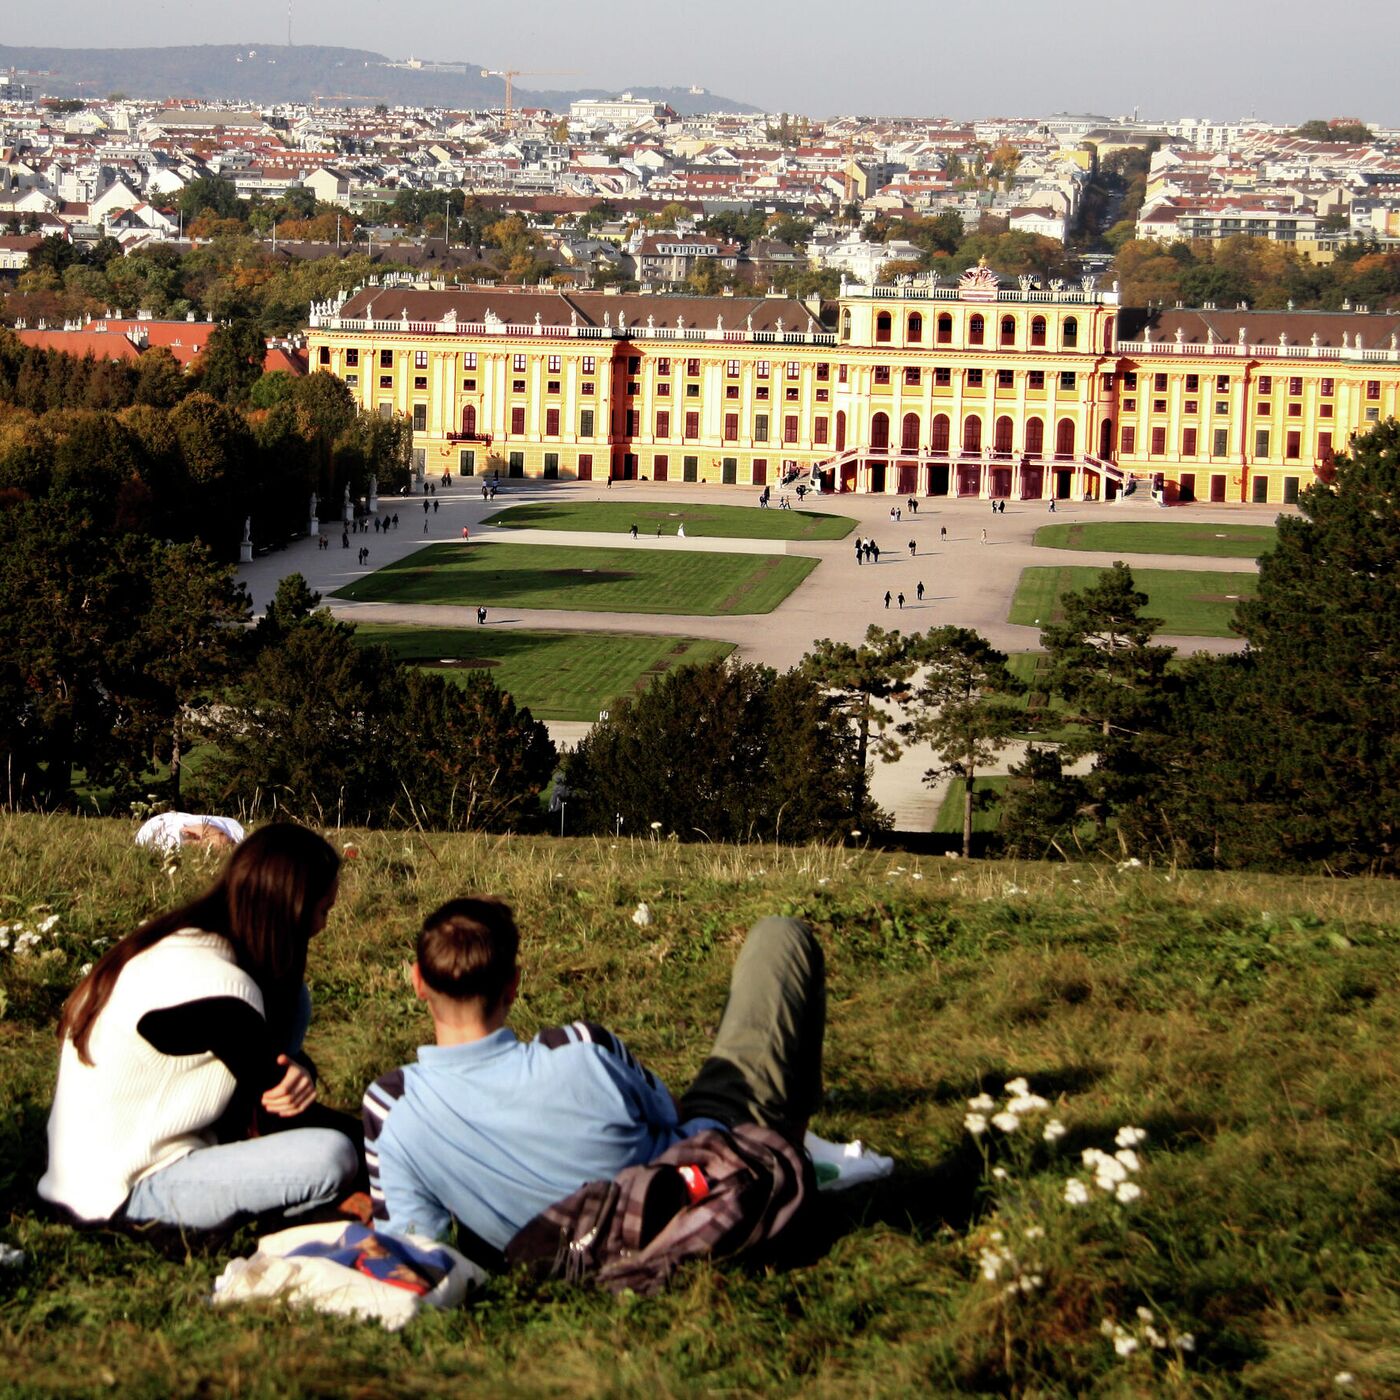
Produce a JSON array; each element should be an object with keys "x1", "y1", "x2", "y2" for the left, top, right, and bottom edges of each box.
[
  {"x1": 0, "y1": 345, "x2": 411, "y2": 559},
  {"x1": 566, "y1": 421, "x2": 1398, "y2": 872}
]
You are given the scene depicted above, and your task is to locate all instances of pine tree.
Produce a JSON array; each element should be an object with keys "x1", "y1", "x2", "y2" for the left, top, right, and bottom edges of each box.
[{"x1": 1232, "y1": 419, "x2": 1400, "y2": 869}]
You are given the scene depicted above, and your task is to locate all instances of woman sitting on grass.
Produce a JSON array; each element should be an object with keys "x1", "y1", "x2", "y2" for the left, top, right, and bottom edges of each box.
[{"x1": 39, "y1": 823, "x2": 361, "y2": 1230}]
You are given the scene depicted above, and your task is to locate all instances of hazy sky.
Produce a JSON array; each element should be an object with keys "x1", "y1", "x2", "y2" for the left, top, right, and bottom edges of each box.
[{"x1": 7, "y1": 0, "x2": 1397, "y2": 125}]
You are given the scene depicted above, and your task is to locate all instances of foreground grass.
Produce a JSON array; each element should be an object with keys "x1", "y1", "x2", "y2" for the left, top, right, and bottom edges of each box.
[
  {"x1": 1010, "y1": 566, "x2": 1259, "y2": 637},
  {"x1": 1033, "y1": 522, "x2": 1278, "y2": 558},
  {"x1": 3, "y1": 818, "x2": 1399, "y2": 1396},
  {"x1": 333, "y1": 543, "x2": 818, "y2": 616},
  {"x1": 353, "y1": 626, "x2": 735, "y2": 722},
  {"x1": 483, "y1": 501, "x2": 857, "y2": 541}
]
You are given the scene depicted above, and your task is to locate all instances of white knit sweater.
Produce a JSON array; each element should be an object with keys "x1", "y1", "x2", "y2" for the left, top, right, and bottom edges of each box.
[{"x1": 38, "y1": 929, "x2": 264, "y2": 1222}]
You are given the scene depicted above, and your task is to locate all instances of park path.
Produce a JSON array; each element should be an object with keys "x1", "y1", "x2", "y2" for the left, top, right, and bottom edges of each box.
[{"x1": 240, "y1": 479, "x2": 1280, "y2": 833}]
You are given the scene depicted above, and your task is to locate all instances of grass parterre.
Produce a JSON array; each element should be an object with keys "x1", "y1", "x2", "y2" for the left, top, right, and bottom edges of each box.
[
  {"x1": 2, "y1": 818, "x2": 1398, "y2": 1396},
  {"x1": 333, "y1": 543, "x2": 818, "y2": 615}
]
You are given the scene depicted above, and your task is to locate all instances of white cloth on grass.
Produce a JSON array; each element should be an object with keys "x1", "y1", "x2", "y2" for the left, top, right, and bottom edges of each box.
[
  {"x1": 136, "y1": 813, "x2": 246, "y2": 852},
  {"x1": 212, "y1": 1221, "x2": 485, "y2": 1331}
]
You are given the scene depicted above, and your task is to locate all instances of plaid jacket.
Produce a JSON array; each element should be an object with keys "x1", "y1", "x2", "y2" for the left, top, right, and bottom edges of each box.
[{"x1": 504, "y1": 1123, "x2": 815, "y2": 1296}]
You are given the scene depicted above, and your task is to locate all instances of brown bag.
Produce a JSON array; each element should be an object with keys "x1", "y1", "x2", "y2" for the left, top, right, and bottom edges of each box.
[{"x1": 504, "y1": 1123, "x2": 815, "y2": 1296}]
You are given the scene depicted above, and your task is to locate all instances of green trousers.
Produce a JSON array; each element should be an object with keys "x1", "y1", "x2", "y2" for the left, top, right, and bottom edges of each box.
[{"x1": 678, "y1": 916, "x2": 826, "y2": 1142}]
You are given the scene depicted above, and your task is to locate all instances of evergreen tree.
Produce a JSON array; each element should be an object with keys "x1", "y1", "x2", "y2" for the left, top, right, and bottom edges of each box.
[
  {"x1": 800, "y1": 625, "x2": 916, "y2": 825},
  {"x1": 1038, "y1": 562, "x2": 1175, "y2": 846},
  {"x1": 1231, "y1": 420, "x2": 1400, "y2": 869},
  {"x1": 564, "y1": 657, "x2": 875, "y2": 842},
  {"x1": 898, "y1": 627, "x2": 1025, "y2": 859}
]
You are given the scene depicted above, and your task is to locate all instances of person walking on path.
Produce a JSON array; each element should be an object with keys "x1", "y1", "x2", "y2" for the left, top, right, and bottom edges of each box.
[
  {"x1": 341, "y1": 530, "x2": 350, "y2": 550},
  {"x1": 629, "y1": 524, "x2": 638, "y2": 539},
  {"x1": 871, "y1": 542, "x2": 881, "y2": 564},
  {"x1": 897, "y1": 592, "x2": 905, "y2": 610},
  {"x1": 981, "y1": 528, "x2": 988, "y2": 544},
  {"x1": 855, "y1": 537, "x2": 864, "y2": 565},
  {"x1": 884, "y1": 590, "x2": 892, "y2": 609},
  {"x1": 477, "y1": 607, "x2": 487, "y2": 626},
  {"x1": 916, "y1": 580, "x2": 925, "y2": 602},
  {"x1": 908, "y1": 498, "x2": 918, "y2": 515},
  {"x1": 908, "y1": 538, "x2": 917, "y2": 557},
  {"x1": 1048, "y1": 499, "x2": 1056, "y2": 513},
  {"x1": 940, "y1": 526, "x2": 947, "y2": 543},
  {"x1": 433, "y1": 499, "x2": 440, "y2": 514}
]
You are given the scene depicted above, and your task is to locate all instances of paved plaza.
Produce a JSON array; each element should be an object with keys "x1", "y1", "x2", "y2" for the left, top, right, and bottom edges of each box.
[{"x1": 239, "y1": 479, "x2": 1269, "y2": 831}]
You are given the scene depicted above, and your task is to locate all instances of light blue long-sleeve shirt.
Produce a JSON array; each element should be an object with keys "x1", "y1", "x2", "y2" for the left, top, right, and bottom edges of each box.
[{"x1": 363, "y1": 1022, "x2": 685, "y2": 1251}]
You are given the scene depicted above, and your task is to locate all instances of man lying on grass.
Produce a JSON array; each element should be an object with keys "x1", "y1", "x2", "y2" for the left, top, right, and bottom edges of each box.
[{"x1": 363, "y1": 898, "x2": 824, "y2": 1261}]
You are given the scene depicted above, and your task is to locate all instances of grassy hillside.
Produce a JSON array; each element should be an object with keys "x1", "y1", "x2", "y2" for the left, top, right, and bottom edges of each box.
[{"x1": 1, "y1": 816, "x2": 1397, "y2": 1396}]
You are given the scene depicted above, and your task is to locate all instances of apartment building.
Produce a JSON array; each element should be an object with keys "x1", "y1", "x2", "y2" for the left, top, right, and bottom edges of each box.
[{"x1": 306, "y1": 265, "x2": 1400, "y2": 505}]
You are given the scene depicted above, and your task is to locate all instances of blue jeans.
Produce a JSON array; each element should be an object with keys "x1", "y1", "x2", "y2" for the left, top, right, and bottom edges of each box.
[
  {"x1": 125, "y1": 983, "x2": 356, "y2": 1229},
  {"x1": 125, "y1": 1129, "x2": 359, "y2": 1230}
]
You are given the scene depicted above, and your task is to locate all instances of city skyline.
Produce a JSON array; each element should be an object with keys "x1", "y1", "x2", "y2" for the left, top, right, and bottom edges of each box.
[{"x1": 5, "y1": 0, "x2": 1398, "y2": 126}]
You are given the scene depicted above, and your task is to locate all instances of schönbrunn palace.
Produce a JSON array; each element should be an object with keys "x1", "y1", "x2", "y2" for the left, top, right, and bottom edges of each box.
[{"x1": 307, "y1": 264, "x2": 1400, "y2": 505}]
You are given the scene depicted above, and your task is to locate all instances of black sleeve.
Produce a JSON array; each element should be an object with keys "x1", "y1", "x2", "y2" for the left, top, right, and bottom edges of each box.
[{"x1": 137, "y1": 996, "x2": 285, "y2": 1096}]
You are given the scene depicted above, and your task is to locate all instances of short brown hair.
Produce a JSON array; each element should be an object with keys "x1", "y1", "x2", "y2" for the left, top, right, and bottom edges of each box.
[{"x1": 417, "y1": 897, "x2": 519, "y2": 1007}]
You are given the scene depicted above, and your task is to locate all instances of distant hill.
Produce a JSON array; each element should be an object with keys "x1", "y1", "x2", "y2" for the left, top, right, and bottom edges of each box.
[{"x1": 0, "y1": 44, "x2": 759, "y2": 115}]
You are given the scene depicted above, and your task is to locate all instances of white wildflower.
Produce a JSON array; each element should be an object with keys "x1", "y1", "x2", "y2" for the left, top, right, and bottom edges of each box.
[
  {"x1": 1003, "y1": 883, "x2": 1027, "y2": 896},
  {"x1": 1023, "y1": 1226, "x2": 1045, "y2": 1240},
  {"x1": 979, "y1": 1247, "x2": 1010, "y2": 1281},
  {"x1": 1114, "y1": 1148, "x2": 1142, "y2": 1173},
  {"x1": 991, "y1": 1111, "x2": 1021, "y2": 1133},
  {"x1": 964, "y1": 1112, "x2": 989, "y2": 1136},
  {"x1": 1007, "y1": 1093, "x2": 1050, "y2": 1114},
  {"x1": 1136, "y1": 1306, "x2": 1154, "y2": 1323},
  {"x1": 967, "y1": 1093, "x2": 996, "y2": 1113},
  {"x1": 991, "y1": 1166, "x2": 1009, "y2": 1181},
  {"x1": 1043, "y1": 1119, "x2": 1067, "y2": 1143},
  {"x1": 78, "y1": 962, "x2": 93, "y2": 976},
  {"x1": 37, "y1": 914, "x2": 60, "y2": 934},
  {"x1": 1064, "y1": 1178, "x2": 1090, "y2": 1205},
  {"x1": 1146, "y1": 1326, "x2": 1166, "y2": 1349},
  {"x1": 631, "y1": 902, "x2": 653, "y2": 928},
  {"x1": 1174, "y1": 1334, "x2": 1196, "y2": 1353},
  {"x1": 1334, "y1": 1374, "x2": 1355, "y2": 1387},
  {"x1": 1117, "y1": 858, "x2": 1143, "y2": 870},
  {"x1": 1115, "y1": 1126, "x2": 1148, "y2": 1148},
  {"x1": 817, "y1": 877, "x2": 829, "y2": 885},
  {"x1": 1099, "y1": 1319, "x2": 1116, "y2": 1338},
  {"x1": 1003, "y1": 1076, "x2": 1030, "y2": 1097},
  {"x1": 13, "y1": 932, "x2": 41, "y2": 955},
  {"x1": 1115, "y1": 1181, "x2": 1143, "y2": 1204},
  {"x1": 1114, "y1": 1334, "x2": 1139, "y2": 1357},
  {"x1": 910, "y1": 873, "x2": 923, "y2": 880}
]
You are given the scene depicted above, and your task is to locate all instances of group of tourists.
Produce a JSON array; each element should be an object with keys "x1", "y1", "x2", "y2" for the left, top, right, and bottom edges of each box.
[{"x1": 38, "y1": 825, "x2": 825, "y2": 1264}]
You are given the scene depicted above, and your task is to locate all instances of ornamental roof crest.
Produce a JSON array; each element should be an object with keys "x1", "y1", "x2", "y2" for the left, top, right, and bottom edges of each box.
[{"x1": 957, "y1": 258, "x2": 1001, "y2": 299}]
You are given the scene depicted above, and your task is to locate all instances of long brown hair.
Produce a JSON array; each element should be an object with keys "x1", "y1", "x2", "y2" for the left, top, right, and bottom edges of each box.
[{"x1": 59, "y1": 823, "x2": 341, "y2": 1065}]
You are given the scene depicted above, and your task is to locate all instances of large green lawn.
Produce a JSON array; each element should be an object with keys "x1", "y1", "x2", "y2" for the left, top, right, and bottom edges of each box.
[
  {"x1": 354, "y1": 625, "x2": 734, "y2": 722},
  {"x1": 1033, "y1": 521, "x2": 1277, "y2": 558},
  {"x1": 483, "y1": 500, "x2": 856, "y2": 541},
  {"x1": 1010, "y1": 566, "x2": 1257, "y2": 637},
  {"x1": 934, "y1": 776, "x2": 1011, "y2": 834},
  {"x1": 333, "y1": 543, "x2": 818, "y2": 615},
  {"x1": 5, "y1": 821, "x2": 1400, "y2": 1395}
]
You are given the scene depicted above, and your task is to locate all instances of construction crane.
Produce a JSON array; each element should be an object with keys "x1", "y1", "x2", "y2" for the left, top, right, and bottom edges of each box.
[{"x1": 479, "y1": 68, "x2": 579, "y2": 129}]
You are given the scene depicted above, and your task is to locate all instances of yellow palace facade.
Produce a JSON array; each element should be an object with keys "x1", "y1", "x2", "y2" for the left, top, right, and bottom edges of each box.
[{"x1": 306, "y1": 267, "x2": 1400, "y2": 505}]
